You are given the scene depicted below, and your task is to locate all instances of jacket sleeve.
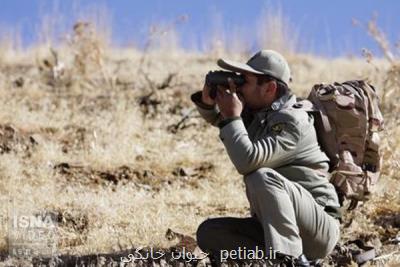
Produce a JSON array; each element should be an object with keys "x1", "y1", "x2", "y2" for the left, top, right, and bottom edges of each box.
[
  {"x1": 191, "y1": 91, "x2": 223, "y2": 127},
  {"x1": 219, "y1": 115, "x2": 301, "y2": 175}
]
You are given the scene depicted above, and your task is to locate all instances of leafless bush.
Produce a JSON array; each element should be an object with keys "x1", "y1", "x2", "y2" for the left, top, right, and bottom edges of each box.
[
  {"x1": 257, "y1": 7, "x2": 299, "y2": 55},
  {"x1": 355, "y1": 16, "x2": 400, "y2": 109},
  {"x1": 66, "y1": 21, "x2": 114, "y2": 90},
  {"x1": 135, "y1": 16, "x2": 188, "y2": 117},
  {"x1": 36, "y1": 22, "x2": 115, "y2": 93},
  {"x1": 37, "y1": 48, "x2": 70, "y2": 89},
  {"x1": 354, "y1": 17, "x2": 400, "y2": 179}
]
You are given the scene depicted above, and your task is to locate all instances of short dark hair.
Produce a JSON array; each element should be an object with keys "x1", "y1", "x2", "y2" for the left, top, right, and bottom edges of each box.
[{"x1": 256, "y1": 74, "x2": 290, "y2": 99}]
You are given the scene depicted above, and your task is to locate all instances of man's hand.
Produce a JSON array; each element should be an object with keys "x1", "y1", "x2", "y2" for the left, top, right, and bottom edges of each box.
[
  {"x1": 201, "y1": 84, "x2": 216, "y2": 106},
  {"x1": 216, "y1": 78, "x2": 243, "y2": 119}
]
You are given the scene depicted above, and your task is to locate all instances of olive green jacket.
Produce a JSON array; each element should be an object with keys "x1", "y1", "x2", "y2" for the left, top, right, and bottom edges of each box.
[{"x1": 191, "y1": 91, "x2": 340, "y2": 208}]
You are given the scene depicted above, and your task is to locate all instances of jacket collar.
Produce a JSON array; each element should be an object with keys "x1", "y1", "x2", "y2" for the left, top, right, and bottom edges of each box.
[
  {"x1": 270, "y1": 93, "x2": 295, "y2": 111},
  {"x1": 241, "y1": 93, "x2": 297, "y2": 126},
  {"x1": 252, "y1": 93, "x2": 296, "y2": 119}
]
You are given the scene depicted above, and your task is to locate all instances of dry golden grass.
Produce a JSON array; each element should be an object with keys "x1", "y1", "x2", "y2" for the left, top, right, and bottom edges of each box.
[{"x1": 0, "y1": 18, "x2": 398, "y2": 267}]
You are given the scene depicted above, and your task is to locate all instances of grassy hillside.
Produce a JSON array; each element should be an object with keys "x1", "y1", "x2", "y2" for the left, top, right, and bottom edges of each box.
[{"x1": 0, "y1": 22, "x2": 399, "y2": 266}]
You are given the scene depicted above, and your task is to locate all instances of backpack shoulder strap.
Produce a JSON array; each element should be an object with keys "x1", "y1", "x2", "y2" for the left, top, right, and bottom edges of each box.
[{"x1": 291, "y1": 98, "x2": 332, "y2": 132}]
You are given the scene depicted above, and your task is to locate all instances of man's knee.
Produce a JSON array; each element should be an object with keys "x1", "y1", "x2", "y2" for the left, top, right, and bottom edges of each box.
[
  {"x1": 196, "y1": 218, "x2": 218, "y2": 250},
  {"x1": 244, "y1": 167, "x2": 285, "y2": 192}
]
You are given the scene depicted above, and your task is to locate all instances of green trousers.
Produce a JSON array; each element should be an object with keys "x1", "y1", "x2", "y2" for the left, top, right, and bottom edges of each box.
[{"x1": 196, "y1": 168, "x2": 340, "y2": 260}]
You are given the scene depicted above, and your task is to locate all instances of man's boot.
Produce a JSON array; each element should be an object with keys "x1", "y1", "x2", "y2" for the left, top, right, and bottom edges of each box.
[
  {"x1": 295, "y1": 254, "x2": 310, "y2": 267},
  {"x1": 277, "y1": 253, "x2": 311, "y2": 267}
]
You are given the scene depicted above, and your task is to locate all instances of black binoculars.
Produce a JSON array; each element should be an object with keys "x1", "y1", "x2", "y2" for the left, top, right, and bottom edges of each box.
[{"x1": 205, "y1": 71, "x2": 245, "y2": 99}]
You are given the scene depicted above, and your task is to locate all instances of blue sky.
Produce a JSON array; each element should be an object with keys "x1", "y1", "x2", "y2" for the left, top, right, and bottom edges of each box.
[{"x1": 1, "y1": 0, "x2": 399, "y2": 57}]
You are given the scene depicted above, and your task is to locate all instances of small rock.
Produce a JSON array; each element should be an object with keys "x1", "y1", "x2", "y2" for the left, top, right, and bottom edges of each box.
[{"x1": 13, "y1": 77, "x2": 24, "y2": 87}]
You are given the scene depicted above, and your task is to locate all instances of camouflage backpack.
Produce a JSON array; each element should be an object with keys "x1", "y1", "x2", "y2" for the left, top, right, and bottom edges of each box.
[{"x1": 297, "y1": 80, "x2": 384, "y2": 209}]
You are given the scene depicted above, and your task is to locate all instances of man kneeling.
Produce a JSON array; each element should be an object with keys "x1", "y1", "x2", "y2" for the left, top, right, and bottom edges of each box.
[{"x1": 191, "y1": 50, "x2": 341, "y2": 266}]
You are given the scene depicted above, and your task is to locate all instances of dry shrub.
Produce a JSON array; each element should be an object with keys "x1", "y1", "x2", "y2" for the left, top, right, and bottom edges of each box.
[
  {"x1": 30, "y1": 1, "x2": 115, "y2": 94},
  {"x1": 36, "y1": 21, "x2": 114, "y2": 93},
  {"x1": 368, "y1": 19, "x2": 400, "y2": 182},
  {"x1": 257, "y1": 6, "x2": 299, "y2": 55},
  {"x1": 67, "y1": 21, "x2": 115, "y2": 90},
  {"x1": 352, "y1": 16, "x2": 400, "y2": 183},
  {"x1": 380, "y1": 120, "x2": 400, "y2": 180},
  {"x1": 68, "y1": 22, "x2": 105, "y2": 77},
  {"x1": 0, "y1": 26, "x2": 22, "y2": 65},
  {"x1": 206, "y1": 6, "x2": 298, "y2": 58},
  {"x1": 356, "y1": 16, "x2": 400, "y2": 110},
  {"x1": 0, "y1": 39, "x2": 12, "y2": 64},
  {"x1": 36, "y1": 48, "x2": 70, "y2": 89},
  {"x1": 208, "y1": 26, "x2": 252, "y2": 59},
  {"x1": 206, "y1": 10, "x2": 227, "y2": 58}
]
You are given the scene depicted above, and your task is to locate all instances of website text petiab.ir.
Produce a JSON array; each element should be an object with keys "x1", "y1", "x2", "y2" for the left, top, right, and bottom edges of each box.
[{"x1": 220, "y1": 246, "x2": 277, "y2": 261}]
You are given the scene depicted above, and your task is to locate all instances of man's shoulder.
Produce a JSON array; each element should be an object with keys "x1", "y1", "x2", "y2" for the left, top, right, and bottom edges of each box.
[{"x1": 267, "y1": 106, "x2": 309, "y2": 126}]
